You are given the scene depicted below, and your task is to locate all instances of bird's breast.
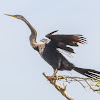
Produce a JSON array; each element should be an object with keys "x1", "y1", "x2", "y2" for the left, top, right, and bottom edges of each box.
[
  {"x1": 41, "y1": 44, "x2": 58, "y2": 66},
  {"x1": 38, "y1": 44, "x2": 45, "y2": 55}
]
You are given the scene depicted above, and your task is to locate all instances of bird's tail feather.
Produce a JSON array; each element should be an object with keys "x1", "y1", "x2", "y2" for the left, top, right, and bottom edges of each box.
[{"x1": 73, "y1": 66, "x2": 100, "y2": 79}]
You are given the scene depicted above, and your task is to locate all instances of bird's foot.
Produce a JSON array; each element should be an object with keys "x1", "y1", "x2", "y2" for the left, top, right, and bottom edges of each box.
[{"x1": 48, "y1": 75, "x2": 57, "y2": 84}]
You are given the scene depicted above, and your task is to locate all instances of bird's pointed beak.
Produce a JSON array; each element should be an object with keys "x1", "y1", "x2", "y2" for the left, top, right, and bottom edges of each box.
[{"x1": 4, "y1": 14, "x2": 17, "y2": 18}]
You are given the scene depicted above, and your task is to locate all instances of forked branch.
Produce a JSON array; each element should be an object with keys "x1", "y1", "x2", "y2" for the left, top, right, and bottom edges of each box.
[
  {"x1": 43, "y1": 73, "x2": 74, "y2": 100},
  {"x1": 43, "y1": 73, "x2": 100, "y2": 100}
]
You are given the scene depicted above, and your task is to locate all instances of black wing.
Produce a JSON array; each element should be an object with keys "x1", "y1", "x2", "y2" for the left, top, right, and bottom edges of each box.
[
  {"x1": 46, "y1": 30, "x2": 87, "y2": 46},
  {"x1": 45, "y1": 30, "x2": 87, "y2": 54}
]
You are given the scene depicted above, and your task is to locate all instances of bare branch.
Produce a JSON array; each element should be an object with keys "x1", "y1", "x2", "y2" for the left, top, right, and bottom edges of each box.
[
  {"x1": 43, "y1": 73, "x2": 100, "y2": 100},
  {"x1": 43, "y1": 73, "x2": 74, "y2": 100}
]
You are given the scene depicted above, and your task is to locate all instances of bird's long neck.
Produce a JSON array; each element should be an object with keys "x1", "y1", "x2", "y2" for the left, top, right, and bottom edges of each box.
[{"x1": 22, "y1": 18, "x2": 37, "y2": 43}]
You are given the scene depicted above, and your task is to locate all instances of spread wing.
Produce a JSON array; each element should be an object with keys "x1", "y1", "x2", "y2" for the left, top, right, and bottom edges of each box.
[
  {"x1": 44, "y1": 30, "x2": 87, "y2": 56},
  {"x1": 45, "y1": 30, "x2": 87, "y2": 46}
]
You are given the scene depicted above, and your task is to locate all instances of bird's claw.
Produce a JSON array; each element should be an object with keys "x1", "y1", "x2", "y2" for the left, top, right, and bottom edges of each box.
[{"x1": 48, "y1": 75, "x2": 56, "y2": 83}]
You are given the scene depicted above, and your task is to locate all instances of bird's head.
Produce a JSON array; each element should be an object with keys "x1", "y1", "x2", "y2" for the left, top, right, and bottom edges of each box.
[{"x1": 5, "y1": 14, "x2": 24, "y2": 20}]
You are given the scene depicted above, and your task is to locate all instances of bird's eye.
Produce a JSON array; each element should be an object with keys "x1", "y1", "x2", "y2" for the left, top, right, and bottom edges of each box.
[
  {"x1": 17, "y1": 15, "x2": 21, "y2": 19},
  {"x1": 17, "y1": 15, "x2": 23, "y2": 19}
]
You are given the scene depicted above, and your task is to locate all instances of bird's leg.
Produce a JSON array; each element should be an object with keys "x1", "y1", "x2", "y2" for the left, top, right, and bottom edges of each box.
[
  {"x1": 47, "y1": 69, "x2": 58, "y2": 83},
  {"x1": 49, "y1": 59, "x2": 61, "y2": 82},
  {"x1": 53, "y1": 58, "x2": 61, "y2": 76},
  {"x1": 53, "y1": 69, "x2": 58, "y2": 76}
]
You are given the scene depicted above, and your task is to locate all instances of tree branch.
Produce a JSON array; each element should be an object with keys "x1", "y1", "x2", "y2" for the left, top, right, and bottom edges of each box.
[
  {"x1": 43, "y1": 73, "x2": 74, "y2": 100},
  {"x1": 43, "y1": 73, "x2": 100, "y2": 100}
]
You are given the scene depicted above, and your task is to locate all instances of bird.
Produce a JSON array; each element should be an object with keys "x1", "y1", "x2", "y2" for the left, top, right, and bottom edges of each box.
[{"x1": 5, "y1": 14, "x2": 100, "y2": 79}]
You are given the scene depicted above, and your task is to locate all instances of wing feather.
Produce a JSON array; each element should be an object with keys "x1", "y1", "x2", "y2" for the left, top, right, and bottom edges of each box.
[
  {"x1": 45, "y1": 30, "x2": 87, "y2": 55},
  {"x1": 46, "y1": 31, "x2": 87, "y2": 46}
]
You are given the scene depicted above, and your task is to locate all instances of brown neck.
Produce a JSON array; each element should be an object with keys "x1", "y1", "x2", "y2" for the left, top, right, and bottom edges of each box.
[{"x1": 22, "y1": 18, "x2": 37, "y2": 43}]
